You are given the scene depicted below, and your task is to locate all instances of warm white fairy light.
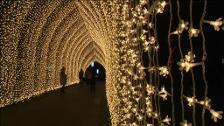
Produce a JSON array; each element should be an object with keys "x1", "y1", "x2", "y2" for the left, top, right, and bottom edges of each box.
[
  {"x1": 155, "y1": 1, "x2": 167, "y2": 14},
  {"x1": 162, "y1": 115, "x2": 171, "y2": 125},
  {"x1": 188, "y1": 27, "x2": 200, "y2": 38},
  {"x1": 198, "y1": 97, "x2": 211, "y2": 109},
  {"x1": 177, "y1": 51, "x2": 202, "y2": 72},
  {"x1": 159, "y1": 86, "x2": 169, "y2": 100},
  {"x1": 158, "y1": 66, "x2": 169, "y2": 77},
  {"x1": 204, "y1": 18, "x2": 223, "y2": 31},
  {"x1": 210, "y1": 109, "x2": 223, "y2": 123},
  {"x1": 185, "y1": 96, "x2": 197, "y2": 107},
  {"x1": 146, "y1": 84, "x2": 155, "y2": 96},
  {"x1": 171, "y1": 20, "x2": 189, "y2": 35},
  {"x1": 180, "y1": 120, "x2": 192, "y2": 126}
]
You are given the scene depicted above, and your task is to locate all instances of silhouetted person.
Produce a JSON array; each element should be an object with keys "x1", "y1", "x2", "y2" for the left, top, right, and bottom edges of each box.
[
  {"x1": 90, "y1": 70, "x2": 96, "y2": 94},
  {"x1": 86, "y1": 69, "x2": 92, "y2": 86},
  {"x1": 79, "y1": 69, "x2": 84, "y2": 85},
  {"x1": 60, "y1": 67, "x2": 67, "y2": 93}
]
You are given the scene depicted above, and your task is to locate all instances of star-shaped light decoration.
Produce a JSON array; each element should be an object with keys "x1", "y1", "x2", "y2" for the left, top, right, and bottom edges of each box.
[
  {"x1": 148, "y1": 36, "x2": 156, "y2": 45},
  {"x1": 180, "y1": 120, "x2": 192, "y2": 126},
  {"x1": 143, "y1": 40, "x2": 150, "y2": 51},
  {"x1": 131, "y1": 122, "x2": 139, "y2": 126},
  {"x1": 155, "y1": 1, "x2": 167, "y2": 14},
  {"x1": 177, "y1": 51, "x2": 202, "y2": 72},
  {"x1": 146, "y1": 84, "x2": 155, "y2": 96},
  {"x1": 185, "y1": 96, "x2": 197, "y2": 107},
  {"x1": 198, "y1": 97, "x2": 211, "y2": 109},
  {"x1": 162, "y1": 115, "x2": 171, "y2": 125},
  {"x1": 170, "y1": 20, "x2": 189, "y2": 35},
  {"x1": 159, "y1": 86, "x2": 169, "y2": 100},
  {"x1": 140, "y1": 0, "x2": 148, "y2": 6},
  {"x1": 185, "y1": 51, "x2": 195, "y2": 62},
  {"x1": 179, "y1": 20, "x2": 189, "y2": 31},
  {"x1": 209, "y1": 109, "x2": 223, "y2": 122},
  {"x1": 148, "y1": 22, "x2": 154, "y2": 29},
  {"x1": 158, "y1": 66, "x2": 169, "y2": 77},
  {"x1": 204, "y1": 18, "x2": 223, "y2": 31},
  {"x1": 188, "y1": 27, "x2": 200, "y2": 38},
  {"x1": 177, "y1": 59, "x2": 193, "y2": 72}
]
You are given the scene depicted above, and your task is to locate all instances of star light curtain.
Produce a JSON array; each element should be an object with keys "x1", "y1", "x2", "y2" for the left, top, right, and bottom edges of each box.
[{"x1": 111, "y1": 0, "x2": 223, "y2": 125}]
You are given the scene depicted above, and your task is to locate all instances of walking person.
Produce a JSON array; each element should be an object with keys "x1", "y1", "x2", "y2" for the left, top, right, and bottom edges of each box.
[
  {"x1": 60, "y1": 67, "x2": 67, "y2": 94},
  {"x1": 79, "y1": 69, "x2": 84, "y2": 85},
  {"x1": 90, "y1": 69, "x2": 96, "y2": 94}
]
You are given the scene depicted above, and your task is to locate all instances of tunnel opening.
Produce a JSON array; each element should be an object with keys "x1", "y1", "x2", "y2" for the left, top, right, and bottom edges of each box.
[{"x1": 84, "y1": 61, "x2": 106, "y2": 82}]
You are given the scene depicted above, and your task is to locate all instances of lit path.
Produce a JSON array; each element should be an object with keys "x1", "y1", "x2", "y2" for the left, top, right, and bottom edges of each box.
[{"x1": 0, "y1": 81, "x2": 111, "y2": 126}]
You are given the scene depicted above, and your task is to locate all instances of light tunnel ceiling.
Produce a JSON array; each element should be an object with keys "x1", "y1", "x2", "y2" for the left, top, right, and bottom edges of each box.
[{"x1": 0, "y1": 0, "x2": 110, "y2": 107}]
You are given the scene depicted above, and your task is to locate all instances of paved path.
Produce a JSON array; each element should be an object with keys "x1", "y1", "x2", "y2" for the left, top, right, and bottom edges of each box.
[{"x1": 0, "y1": 81, "x2": 111, "y2": 126}]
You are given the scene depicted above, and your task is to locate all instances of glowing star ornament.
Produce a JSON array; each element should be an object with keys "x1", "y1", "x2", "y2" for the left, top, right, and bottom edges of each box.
[
  {"x1": 179, "y1": 20, "x2": 189, "y2": 31},
  {"x1": 140, "y1": 0, "x2": 148, "y2": 6},
  {"x1": 189, "y1": 27, "x2": 200, "y2": 38},
  {"x1": 186, "y1": 96, "x2": 197, "y2": 106},
  {"x1": 148, "y1": 22, "x2": 154, "y2": 28},
  {"x1": 177, "y1": 52, "x2": 202, "y2": 72},
  {"x1": 177, "y1": 60, "x2": 202, "y2": 72},
  {"x1": 159, "y1": 86, "x2": 169, "y2": 100},
  {"x1": 185, "y1": 51, "x2": 195, "y2": 62},
  {"x1": 155, "y1": 1, "x2": 167, "y2": 14},
  {"x1": 146, "y1": 84, "x2": 155, "y2": 96},
  {"x1": 162, "y1": 115, "x2": 171, "y2": 125},
  {"x1": 199, "y1": 98, "x2": 211, "y2": 109},
  {"x1": 209, "y1": 109, "x2": 223, "y2": 122},
  {"x1": 180, "y1": 120, "x2": 192, "y2": 126},
  {"x1": 171, "y1": 20, "x2": 189, "y2": 35},
  {"x1": 158, "y1": 66, "x2": 169, "y2": 77},
  {"x1": 149, "y1": 36, "x2": 156, "y2": 45},
  {"x1": 204, "y1": 18, "x2": 223, "y2": 31},
  {"x1": 131, "y1": 122, "x2": 139, "y2": 126}
]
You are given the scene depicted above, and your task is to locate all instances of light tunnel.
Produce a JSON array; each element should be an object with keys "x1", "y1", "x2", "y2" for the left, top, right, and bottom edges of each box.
[{"x1": 0, "y1": 0, "x2": 111, "y2": 107}]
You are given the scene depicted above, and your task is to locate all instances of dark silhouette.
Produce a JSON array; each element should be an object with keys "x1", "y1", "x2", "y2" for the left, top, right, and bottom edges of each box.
[
  {"x1": 60, "y1": 67, "x2": 67, "y2": 93},
  {"x1": 90, "y1": 70, "x2": 96, "y2": 94},
  {"x1": 79, "y1": 69, "x2": 84, "y2": 85},
  {"x1": 86, "y1": 69, "x2": 92, "y2": 86}
]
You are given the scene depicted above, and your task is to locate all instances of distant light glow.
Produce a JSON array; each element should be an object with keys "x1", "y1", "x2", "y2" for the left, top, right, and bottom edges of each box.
[
  {"x1": 91, "y1": 62, "x2": 94, "y2": 67},
  {"x1": 96, "y1": 69, "x2": 99, "y2": 74}
]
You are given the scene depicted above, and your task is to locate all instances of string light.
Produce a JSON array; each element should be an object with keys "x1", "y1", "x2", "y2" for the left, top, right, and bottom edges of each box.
[
  {"x1": 159, "y1": 86, "x2": 169, "y2": 101},
  {"x1": 188, "y1": 27, "x2": 200, "y2": 38},
  {"x1": 170, "y1": 20, "x2": 189, "y2": 35},
  {"x1": 177, "y1": 51, "x2": 202, "y2": 72},
  {"x1": 204, "y1": 18, "x2": 223, "y2": 31},
  {"x1": 158, "y1": 66, "x2": 169, "y2": 77},
  {"x1": 185, "y1": 96, "x2": 197, "y2": 107},
  {"x1": 209, "y1": 109, "x2": 223, "y2": 123},
  {"x1": 162, "y1": 115, "x2": 171, "y2": 125},
  {"x1": 180, "y1": 120, "x2": 192, "y2": 126}
]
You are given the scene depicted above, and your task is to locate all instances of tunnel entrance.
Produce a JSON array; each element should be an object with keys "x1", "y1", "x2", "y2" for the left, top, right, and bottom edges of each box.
[{"x1": 84, "y1": 62, "x2": 106, "y2": 81}]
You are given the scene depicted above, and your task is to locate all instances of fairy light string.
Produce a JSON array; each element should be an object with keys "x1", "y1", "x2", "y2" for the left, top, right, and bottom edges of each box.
[
  {"x1": 176, "y1": 0, "x2": 186, "y2": 123},
  {"x1": 199, "y1": 0, "x2": 208, "y2": 126},
  {"x1": 167, "y1": 0, "x2": 176, "y2": 125}
]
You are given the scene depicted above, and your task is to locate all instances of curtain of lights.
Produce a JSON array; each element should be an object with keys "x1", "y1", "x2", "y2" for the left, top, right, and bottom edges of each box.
[
  {"x1": 110, "y1": 0, "x2": 223, "y2": 126},
  {"x1": 0, "y1": 0, "x2": 223, "y2": 126}
]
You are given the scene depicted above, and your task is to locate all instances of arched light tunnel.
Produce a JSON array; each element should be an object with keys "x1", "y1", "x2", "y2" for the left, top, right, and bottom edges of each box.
[{"x1": 0, "y1": 0, "x2": 110, "y2": 107}]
